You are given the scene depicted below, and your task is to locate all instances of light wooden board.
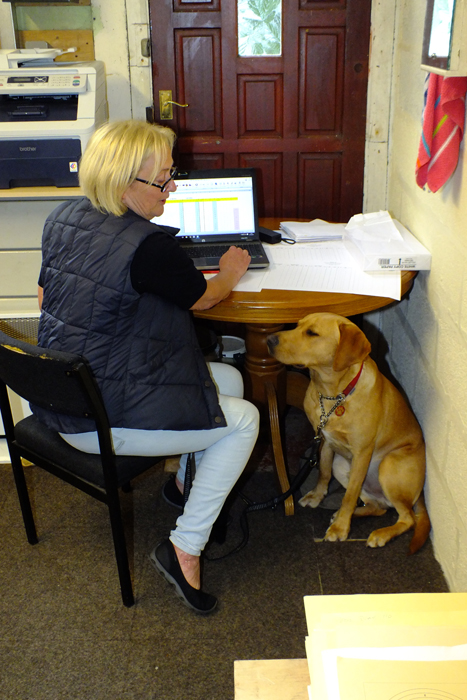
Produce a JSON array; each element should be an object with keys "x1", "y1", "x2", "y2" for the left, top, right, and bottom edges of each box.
[
  {"x1": 234, "y1": 659, "x2": 309, "y2": 700},
  {"x1": 17, "y1": 30, "x2": 94, "y2": 61}
]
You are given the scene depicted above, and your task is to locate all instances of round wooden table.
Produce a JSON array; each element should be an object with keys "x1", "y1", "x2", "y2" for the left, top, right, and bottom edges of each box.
[{"x1": 194, "y1": 219, "x2": 417, "y2": 514}]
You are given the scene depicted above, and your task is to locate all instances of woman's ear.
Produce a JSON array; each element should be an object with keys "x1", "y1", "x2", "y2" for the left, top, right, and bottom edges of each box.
[{"x1": 333, "y1": 323, "x2": 371, "y2": 371}]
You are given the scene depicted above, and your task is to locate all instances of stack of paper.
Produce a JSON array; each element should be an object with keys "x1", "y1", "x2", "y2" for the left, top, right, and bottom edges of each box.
[
  {"x1": 304, "y1": 592, "x2": 467, "y2": 700},
  {"x1": 280, "y1": 220, "x2": 346, "y2": 242}
]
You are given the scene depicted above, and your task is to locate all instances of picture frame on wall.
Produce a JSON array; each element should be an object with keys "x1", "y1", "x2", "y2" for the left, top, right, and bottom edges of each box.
[{"x1": 421, "y1": 0, "x2": 467, "y2": 75}]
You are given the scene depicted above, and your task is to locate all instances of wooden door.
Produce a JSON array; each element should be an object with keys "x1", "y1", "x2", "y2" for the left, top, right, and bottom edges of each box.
[{"x1": 148, "y1": 0, "x2": 371, "y2": 222}]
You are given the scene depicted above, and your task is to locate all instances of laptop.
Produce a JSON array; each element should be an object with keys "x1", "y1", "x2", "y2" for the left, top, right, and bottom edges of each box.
[{"x1": 152, "y1": 168, "x2": 269, "y2": 270}]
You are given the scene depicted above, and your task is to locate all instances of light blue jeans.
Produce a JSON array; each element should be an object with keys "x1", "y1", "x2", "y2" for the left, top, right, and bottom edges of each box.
[{"x1": 61, "y1": 362, "x2": 260, "y2": 556}]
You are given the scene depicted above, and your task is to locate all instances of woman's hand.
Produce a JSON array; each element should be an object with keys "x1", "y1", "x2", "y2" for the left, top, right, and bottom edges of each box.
[
  {"x1": 190, "y1": 246, "x2": 251, "y2": 311},
  {"x1": 218, "y1": 245, "x2": 251, "y2": 279}
]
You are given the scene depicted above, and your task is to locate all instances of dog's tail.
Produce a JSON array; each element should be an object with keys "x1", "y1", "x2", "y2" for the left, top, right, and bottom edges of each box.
[{"x1": 408, "y1": 493, "x2": 431, "y2": 555}]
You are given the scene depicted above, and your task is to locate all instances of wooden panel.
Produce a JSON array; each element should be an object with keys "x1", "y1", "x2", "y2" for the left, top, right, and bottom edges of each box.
[
  {"x1": 239, "y1": 153, "x2": 282, "y2": 218},
  {"x1": 177, "y1": 153, "x2": 224, "y2": 170},
  {"x1": 238, "y1": 75, "x2": 283, "y2": 138},
  {"x1": 297, "y1": 153, "x2": 341, "y2": 221},
  {"x1": 299, "y1": 28, "x2": 344, "y2": 134},
  {"x1": 174, "y1": 0, "x2": 219, "y2": 9},
  {"x1": 17, "y1": 30, "x2": 94, "y2": 62},
  {"x1": 299, "y1": 0, "x2": 344, "y2": 8},
  {"x1": 174, "y1": 30, "x2": 222, "y2": 136}
]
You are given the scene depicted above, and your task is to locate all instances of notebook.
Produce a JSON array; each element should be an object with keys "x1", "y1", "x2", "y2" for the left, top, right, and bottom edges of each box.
[{"x1": 153, "y1": 168, "x2": 270, "y2": 270}]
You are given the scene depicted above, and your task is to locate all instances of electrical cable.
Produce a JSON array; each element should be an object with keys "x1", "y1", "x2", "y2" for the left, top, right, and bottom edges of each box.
[{"x1": 205, "y1": 433, "x2": 322, "y2": 561}]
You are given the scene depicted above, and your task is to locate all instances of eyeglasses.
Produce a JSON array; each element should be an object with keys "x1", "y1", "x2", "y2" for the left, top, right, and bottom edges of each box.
[{"x1": 134, "y1": 166, "x2": 178, "y2": 193}]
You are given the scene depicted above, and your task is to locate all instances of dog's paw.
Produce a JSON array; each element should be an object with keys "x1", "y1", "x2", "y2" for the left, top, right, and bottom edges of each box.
[
  {"x1": 299, "y1": 490, "x2": 323, "y2": 509},
  {"x1": 324, "y1": 521, "x2": 350, "y2": 542},
  {"x1": 366, "y1": 530, "x2": 390, "y2": 548}
]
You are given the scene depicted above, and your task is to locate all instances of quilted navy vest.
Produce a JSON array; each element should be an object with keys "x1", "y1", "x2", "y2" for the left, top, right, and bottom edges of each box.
[{"x1": 32, "y1": 197, "x2": 226, "y2": 434}]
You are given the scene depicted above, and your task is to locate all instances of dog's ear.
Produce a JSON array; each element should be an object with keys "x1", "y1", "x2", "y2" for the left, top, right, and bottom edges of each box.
[{"x1": 333, "y1": 323, "x2": 371, "y2": 371}]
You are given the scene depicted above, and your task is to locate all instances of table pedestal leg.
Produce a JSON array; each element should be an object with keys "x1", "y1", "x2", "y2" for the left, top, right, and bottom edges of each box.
[
  {"x1": 243, "y1": 323, "x2": 294, "y2": 515},
  {"x1": 243, "y1": 323, "x2": 286, "y2": 409}
]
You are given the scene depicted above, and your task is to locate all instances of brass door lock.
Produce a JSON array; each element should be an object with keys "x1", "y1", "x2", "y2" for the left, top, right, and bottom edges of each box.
[{"x1": 159, "y1": 90, "x2": 189, "y2": 120}]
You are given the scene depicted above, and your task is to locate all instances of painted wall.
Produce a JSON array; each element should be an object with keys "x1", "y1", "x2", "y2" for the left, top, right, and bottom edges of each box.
[
  {"x1": 92, "y1": 0, "x2": 152, "y2": 120},
  {"x1": 380, "y1": 0, "x2": 467, "y2": 591}
]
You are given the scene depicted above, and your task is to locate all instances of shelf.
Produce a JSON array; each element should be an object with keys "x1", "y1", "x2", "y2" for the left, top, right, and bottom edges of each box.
[{"x1": 0, "y1": 186, "x2": 83, "y2": 201}]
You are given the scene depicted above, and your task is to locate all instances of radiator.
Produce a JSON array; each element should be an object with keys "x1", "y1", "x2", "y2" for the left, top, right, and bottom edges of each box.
[{"x1": 0, "y1": 317, "x2": 39, "y2": 345}]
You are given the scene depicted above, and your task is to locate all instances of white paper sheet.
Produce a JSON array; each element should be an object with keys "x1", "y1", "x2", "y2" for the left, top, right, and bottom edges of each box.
[
  {"x1": 264, "y1": 241, "x2": 401, "y2": 298},
  {"x1": 345, "y1": 211, "x2": 404, "y2": 241},
  {"x1": 261, "y1": 263, "x2": 401, "y2": 299},
  {"x1": 337, "y1": 657, "x2": 467, "y2": 700},
  {"x1": 204, "y1": 269, "x2": 267, "y2": 292},
  {"x1": 266, "y1": 241, "x2": 357, "y2": 267},
  {"x1": 207, "y1": 240, "x2": 402, "y2": 299},
  {"x1": 232, "y1": 268, "x2": 269, "y2": 292},
  {"x1": 322, "y1": 644, "x2": 467, "y2": 700}
]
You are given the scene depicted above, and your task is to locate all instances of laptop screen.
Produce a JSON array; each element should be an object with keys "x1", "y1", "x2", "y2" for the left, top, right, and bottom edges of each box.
[{"x1": 152, "y1": 168, "x2": 259, "y2": 243}]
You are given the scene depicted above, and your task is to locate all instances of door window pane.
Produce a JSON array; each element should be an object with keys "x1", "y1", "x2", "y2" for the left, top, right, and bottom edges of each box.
[{"x1": 238, "y1": 0, "x2": 282, "y2": 56}]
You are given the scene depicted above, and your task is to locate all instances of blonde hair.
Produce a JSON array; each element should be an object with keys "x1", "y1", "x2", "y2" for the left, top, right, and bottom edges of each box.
[{"x1": 79, "y1": 120, "x2": 176, "y2": 216}]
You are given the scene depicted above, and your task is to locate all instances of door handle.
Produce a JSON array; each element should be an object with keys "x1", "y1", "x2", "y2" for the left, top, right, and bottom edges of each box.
[{"x1": 159, "y1": 90, "x2": 189, "y2": 120}]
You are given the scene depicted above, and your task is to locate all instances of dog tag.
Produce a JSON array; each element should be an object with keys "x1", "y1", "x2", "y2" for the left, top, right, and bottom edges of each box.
[{"x1": 335, "y1": 406, "x2": 345, "y2": 416}]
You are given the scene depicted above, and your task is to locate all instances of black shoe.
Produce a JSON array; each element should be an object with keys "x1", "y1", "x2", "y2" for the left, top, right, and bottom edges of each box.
[
  {"x1": 149, "y1": 539, "x2": 218, "y2": 615},
  {"x1": 162, "y1": 475, "x2": 185, "y2": 510}
]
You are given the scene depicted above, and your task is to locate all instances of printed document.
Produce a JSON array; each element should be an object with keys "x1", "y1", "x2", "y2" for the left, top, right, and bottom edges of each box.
[{"x1": 231, "y1": 241, "x2": 402, "y2": 299}]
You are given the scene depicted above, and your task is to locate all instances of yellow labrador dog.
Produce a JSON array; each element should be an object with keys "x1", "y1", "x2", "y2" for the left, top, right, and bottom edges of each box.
[{"x1": 267, "y1": 312, "x2": 430, "y2": 553}]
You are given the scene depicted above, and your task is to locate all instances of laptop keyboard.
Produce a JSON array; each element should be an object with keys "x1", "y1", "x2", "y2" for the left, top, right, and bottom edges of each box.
[{"x1": 183, "y1": 243, "x2": 265, "y2": 260}]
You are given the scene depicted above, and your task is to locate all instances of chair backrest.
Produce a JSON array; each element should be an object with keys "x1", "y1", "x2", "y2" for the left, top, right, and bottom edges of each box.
[{"x1": 0, "y1": 329, "x2": 112, "y2": 449}]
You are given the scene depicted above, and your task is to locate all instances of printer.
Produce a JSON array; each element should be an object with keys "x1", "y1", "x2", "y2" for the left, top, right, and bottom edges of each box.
[{"x1": 0, "y1": 48, "x2": 107, "y2": 188}]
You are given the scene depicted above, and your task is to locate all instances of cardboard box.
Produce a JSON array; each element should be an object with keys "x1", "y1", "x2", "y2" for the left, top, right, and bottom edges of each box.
[{"x1": 344, "y1": 218, "x2": 432, "y2": 272}]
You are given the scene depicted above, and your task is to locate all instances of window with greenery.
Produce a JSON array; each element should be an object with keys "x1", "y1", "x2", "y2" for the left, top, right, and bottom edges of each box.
[{"x1": 238, "y1": 0, "x2": 282, "y2": 57}]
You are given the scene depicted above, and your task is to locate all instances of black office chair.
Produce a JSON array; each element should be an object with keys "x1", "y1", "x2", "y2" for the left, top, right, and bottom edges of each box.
[{"x1": 0, "y1": 329, "x2": 167, "y2": 607}]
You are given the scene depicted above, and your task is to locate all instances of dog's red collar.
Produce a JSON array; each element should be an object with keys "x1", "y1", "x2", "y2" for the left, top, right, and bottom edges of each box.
[{"x1": 341, "y1": 361, "x2": 364, "y2": 396}]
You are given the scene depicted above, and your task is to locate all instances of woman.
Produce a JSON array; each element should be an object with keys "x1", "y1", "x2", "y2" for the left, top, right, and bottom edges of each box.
[{"x1": 34, "y1": 119, "x2": 260, "y2": 614}]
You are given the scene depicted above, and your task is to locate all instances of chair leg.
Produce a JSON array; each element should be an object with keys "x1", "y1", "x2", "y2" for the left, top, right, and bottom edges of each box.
[
  {"x1": 10, "y1": 454, "x2": 38, "y2": 544},
  {"x1": 107, "y1": 488, "x2": 135, "y2": 607}
]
